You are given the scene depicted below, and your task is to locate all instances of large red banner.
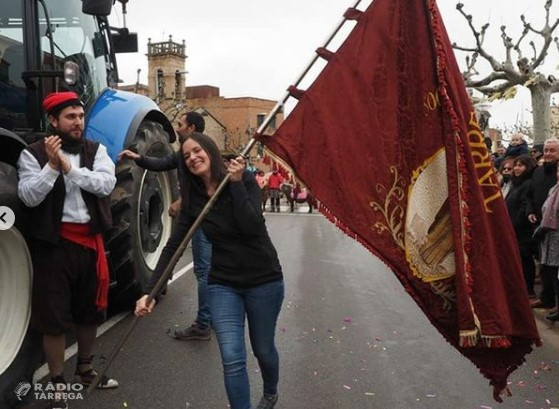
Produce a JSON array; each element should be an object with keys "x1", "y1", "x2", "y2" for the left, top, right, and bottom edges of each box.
[{"x1": 262, "y1": 0, "x2": 540, "y2": 395}]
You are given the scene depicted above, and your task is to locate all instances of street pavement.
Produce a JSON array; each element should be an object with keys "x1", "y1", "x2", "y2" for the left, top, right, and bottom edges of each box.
[{"x1": 22, "y1": 210, "x2": 559, "y2": 409}]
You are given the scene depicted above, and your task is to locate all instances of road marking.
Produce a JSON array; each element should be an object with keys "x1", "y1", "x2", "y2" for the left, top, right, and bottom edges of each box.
[{"x1": 33, "y1": 261, "x2": 194, "y2": 382}]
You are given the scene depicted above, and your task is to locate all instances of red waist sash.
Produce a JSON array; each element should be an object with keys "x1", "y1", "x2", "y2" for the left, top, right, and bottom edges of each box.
[{"x1": 59, "y1": 223, "x2": 109, "y2": 310}]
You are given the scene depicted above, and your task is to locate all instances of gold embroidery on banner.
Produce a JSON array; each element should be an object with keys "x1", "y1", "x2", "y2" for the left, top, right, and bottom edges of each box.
[
  {"x1": 466, "y1": 112, "x2": 501, "y2": 213},
  {"x1": 404, "y1": 148, "x2": 456, "y2": 284},
  {"x1": 369, "y1": 166, "x2": 405, "y2": 250},
  {"x1": 370, "y1": 151, "x2": 457, "y2": 309},
  {"x1": 430, "y1": 280, "x2": 456, "y2": 312},
  {"x1": 423, "y1": 91, "x2": 440, "y2": 116}
]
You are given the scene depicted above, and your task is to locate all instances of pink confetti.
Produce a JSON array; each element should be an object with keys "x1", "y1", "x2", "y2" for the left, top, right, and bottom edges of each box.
[{"x1": 343, "y1": 317, "x2": 352, "y2": 323}]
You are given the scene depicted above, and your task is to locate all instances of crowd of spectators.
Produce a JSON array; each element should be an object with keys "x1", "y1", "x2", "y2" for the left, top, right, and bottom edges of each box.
[{"x1": 493, "y1": 134, "x2": 559, "y2": 322}]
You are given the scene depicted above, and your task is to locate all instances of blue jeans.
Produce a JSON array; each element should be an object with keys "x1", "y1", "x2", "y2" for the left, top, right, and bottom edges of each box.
[
  {"x1": 208, "y1": 280, "x2": 284, "y2": 409},
  {"x1": 192, "y1": 228, "x2": 212, "y2": 329},
  {"x1": 153, "y1": 213, "x2": 212, "y2": 328}
]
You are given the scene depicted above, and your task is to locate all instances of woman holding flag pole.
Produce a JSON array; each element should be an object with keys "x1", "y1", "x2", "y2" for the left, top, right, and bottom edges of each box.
[{"x1": 135, "y1": 132, "x2": 284, "y2": 409}]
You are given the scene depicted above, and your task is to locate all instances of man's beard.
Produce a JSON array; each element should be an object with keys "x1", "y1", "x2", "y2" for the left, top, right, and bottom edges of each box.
[{"x1": 52, "y1": 126, "x2": 84, "y2": 154}]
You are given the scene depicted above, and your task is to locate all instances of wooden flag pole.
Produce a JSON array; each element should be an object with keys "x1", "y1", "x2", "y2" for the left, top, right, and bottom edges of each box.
[{"x1": 87, "y1": 0, "x2": 363, "y2": 393}]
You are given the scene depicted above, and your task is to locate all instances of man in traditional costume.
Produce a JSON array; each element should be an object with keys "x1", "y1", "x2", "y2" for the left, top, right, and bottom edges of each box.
[{"x1": 17, "y1": 92, "x2": 118, "y2": 409}]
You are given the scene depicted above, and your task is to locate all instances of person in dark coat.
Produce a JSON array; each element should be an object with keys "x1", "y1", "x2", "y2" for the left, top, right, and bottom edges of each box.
[
  {"x1": 136, "y1": 133, "x2": 284, "y2": 409},
  {"x1": 505, "y1": 154, "x2": 538, "y2": 297},
  {"x1": 504, "y1": 133, "x2": 530, "y2": 158},
  {"x1": 526, "y1": 139, "x2": 559, "y2": 309},
  {"x1": 119, "y1": 112, "x2": 214, "y2": 340}
]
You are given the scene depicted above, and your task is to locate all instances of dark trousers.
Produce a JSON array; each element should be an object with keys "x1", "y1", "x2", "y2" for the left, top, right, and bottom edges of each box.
[
  {"x1": 150, "y1": 213, "x2": 212, "y2": 329},
  {"x1": 539, "y1": 264, "x2": 558, "y2": 307},
  {"x1": 520, "y1": 253, "x2": 536, "y2": 295}
]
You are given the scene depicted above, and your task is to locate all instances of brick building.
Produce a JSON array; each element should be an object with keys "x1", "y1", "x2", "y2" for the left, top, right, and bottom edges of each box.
[{"x1": 119, "y1": 36, "x2": 282, "y2": 162}]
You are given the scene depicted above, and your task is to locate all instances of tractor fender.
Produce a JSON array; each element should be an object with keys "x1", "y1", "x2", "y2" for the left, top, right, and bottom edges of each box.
[
  {"x1": 85, "y1": 88, "x2": 176, "y2": 162},
  {"x1": 0, "y1": 128, "x2": 27, "y2": 167}
]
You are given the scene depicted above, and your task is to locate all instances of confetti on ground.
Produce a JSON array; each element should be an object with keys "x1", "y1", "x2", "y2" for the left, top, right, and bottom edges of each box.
[
  {"x1": 343, "y1": 385, "x2": 352, "y2": 390},
  {"x1": 525, "y1": 400, "x2": 535, "y2": 404},
  {"x1": 123, "y1": 403, "x2": 128, "y2": 408},
  {"x1": 426, "y1": 394, "x2": 436, "y2": 398},
  {"x1": 479, "y1": 405, "x2": 493, "y2": 409},
  {"x1": 540, "y1": 362, "x2": 551, "y2": 371},
  {"x1": 343, "y1": 317, "x2": 353, "y2": 323},
  {"x1": 365, "y1": 392, "x2": 375, "y2": 396}
]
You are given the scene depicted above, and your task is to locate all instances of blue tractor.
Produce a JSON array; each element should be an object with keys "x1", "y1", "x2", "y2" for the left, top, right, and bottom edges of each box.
[{"x1": 0, "y1": 1, "x2": 177, "y2": 406}]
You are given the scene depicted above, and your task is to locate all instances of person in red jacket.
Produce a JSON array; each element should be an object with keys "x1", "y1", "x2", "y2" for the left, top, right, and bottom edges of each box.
[{"x1": 267, "y1": 169, "x2": 284, "y2": 212}]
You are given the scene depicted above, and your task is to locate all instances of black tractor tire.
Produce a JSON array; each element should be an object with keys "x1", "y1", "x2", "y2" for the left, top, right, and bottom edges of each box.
[
  {"x1": 106, "y1": 120, "x2": 178, "y2": 311},
  {"x1": 0, "y1": 163, "x2": 42, "y2": 409}
]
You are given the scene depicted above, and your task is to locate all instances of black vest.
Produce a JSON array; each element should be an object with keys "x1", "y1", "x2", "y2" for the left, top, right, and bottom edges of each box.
[{"x1": 25, "y1": 139, "x2": 113, "y2": 244}]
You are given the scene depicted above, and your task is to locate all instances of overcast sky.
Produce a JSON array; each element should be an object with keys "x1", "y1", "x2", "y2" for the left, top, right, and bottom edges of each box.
[{"x1": 110, "y1": 0, "x2": 558, "y2": 131}]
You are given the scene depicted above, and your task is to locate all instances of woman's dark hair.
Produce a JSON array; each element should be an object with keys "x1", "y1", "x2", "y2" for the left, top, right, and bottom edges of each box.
[
  {"x1": 182, "y1": 132, "x2": 227, "y2": 185},
  {"x1": 514, "y1": 154, "x2": 537, "y2": 175},
  {"x1": 177, "y1": 133, "x2": 228, "y2": 206},
  {"x1": 510, "y1": 154, "x2": 537, "y2": 186}
]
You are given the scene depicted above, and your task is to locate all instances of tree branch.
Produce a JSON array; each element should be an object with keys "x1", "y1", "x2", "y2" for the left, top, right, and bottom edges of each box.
[
  {"x1": 454, "y1": 4, "x2": 504, "y2": 72},
  {"x1": 476, "y1": 81, "x2": 516, "y2": 96},
  {"x1": 466, "y1": 71, "x2": 508, "y2": 87}
]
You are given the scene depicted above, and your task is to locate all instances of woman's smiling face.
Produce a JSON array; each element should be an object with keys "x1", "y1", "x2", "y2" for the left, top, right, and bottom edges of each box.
[
  {"x1": 513, "y1": 161, "x2": 526, "y2": 177},
  {"x1": 182, "y1": 138, "x2": 211, "y2": 177}
]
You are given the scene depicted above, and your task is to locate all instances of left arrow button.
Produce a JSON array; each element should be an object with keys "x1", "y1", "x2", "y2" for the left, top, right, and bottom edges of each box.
[{"x1": 0, "y1": 206, "x2": 15, "y2": 230}]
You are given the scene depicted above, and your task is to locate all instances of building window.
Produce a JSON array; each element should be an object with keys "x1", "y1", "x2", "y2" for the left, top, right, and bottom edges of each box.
[{"x1": 257, "y1": 113, "x2": 275, "y2": 129}]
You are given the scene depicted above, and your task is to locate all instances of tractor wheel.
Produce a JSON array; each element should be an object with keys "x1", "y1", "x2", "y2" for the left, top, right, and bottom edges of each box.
[
  {"x1": 0, "y1": 162, "x2": 42, "y2": 408},
  {"x1": 106, "y1": 120, "x2": 177, "y2": 310}
]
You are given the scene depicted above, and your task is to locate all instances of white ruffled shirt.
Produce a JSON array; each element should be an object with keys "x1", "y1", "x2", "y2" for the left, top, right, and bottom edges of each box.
[{"x1": 17, "y1": 144, "x2": 116, "y2": 223}]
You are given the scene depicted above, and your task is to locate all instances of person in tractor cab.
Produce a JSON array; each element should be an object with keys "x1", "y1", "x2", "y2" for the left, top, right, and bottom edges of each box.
[
  {"x1": 119, "y1": 111, "x2": 214, "y2": 341},
  {"x1": 17, "y1": 92, "x2": 118, "y2": 409}
]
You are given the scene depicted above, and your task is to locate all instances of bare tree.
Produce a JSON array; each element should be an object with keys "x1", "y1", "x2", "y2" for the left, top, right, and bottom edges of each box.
[{"x1": 453, "y1": 1, "x2": 559, "y2": 143}]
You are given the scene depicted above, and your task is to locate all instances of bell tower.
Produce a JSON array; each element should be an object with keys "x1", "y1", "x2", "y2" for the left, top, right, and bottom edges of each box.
[{"x1": 146, "y1": 35, "x2": 187, "y2": 109}]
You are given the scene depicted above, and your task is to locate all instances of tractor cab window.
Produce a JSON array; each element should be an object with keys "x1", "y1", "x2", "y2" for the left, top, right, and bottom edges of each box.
[
  {"x1": 39, "y1": 0, "x2": 111, "y2": 109},
  {"x1": 0, "y1": 0, "x2": 26, "y2": 131}
]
